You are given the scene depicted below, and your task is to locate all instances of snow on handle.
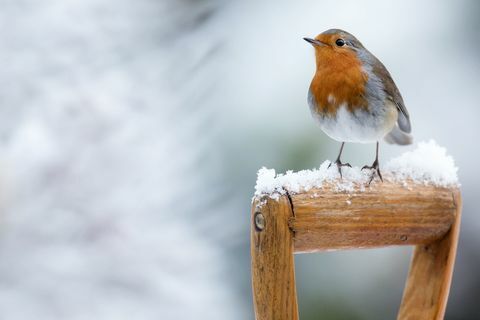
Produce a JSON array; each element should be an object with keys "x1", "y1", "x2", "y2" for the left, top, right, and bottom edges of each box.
[{"x1": 255, "y1": 140, "x2": 459, "y2": 200}]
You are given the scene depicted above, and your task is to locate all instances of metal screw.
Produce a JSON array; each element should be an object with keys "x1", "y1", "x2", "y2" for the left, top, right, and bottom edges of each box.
[{"x1": 254, "y1": 212, "x2": 265, "y2": 231}]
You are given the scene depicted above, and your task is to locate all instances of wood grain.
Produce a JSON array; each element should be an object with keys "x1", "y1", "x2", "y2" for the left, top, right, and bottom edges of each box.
[
  {"x1": 397, "y1": 190, "x2": 462, "y2": 319},
  {"x1": 288, "y1": 181, "x2": 458, "y2": 253},
  {"x1": 251, "y1": 196, "x2": 299, "y2": 320}
]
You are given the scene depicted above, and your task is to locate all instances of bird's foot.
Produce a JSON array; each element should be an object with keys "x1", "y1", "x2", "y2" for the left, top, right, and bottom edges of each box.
[
  {"x1": 361, "y1": 160, "x2": 383, "y2": 185},
  {"x1": 328, "y1": 159, "x2": 351, "y2": 178}
]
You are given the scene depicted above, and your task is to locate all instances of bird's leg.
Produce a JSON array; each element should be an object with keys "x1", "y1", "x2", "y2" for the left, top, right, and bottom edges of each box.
[
  {"x1": 328, "y1": 142, "x2": 351, "y2": 178},
  {"x1": 361, "y1": 142, "x2": 383, "y2": 184}
]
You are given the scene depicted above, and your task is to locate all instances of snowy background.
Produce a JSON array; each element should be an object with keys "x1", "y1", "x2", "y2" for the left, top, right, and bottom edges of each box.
[{"x1": 0, "y1": 0, "x2": 479, "y2": 319}]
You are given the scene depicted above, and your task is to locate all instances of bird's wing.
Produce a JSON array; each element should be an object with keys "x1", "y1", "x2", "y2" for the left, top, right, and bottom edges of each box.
[{"x1": 372, "y1": 58, "x2": 411, "y2": 133}]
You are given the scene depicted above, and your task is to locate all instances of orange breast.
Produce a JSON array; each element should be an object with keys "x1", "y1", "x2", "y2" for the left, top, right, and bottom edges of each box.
[{"x1": 310, "y1": 48, "x2": 369, "y2": 117}]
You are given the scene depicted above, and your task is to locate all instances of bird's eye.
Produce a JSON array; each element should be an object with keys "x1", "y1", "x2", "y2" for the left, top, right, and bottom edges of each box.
[{"x1": 335, "y1": 39, "x2": 346, "y2": 47}]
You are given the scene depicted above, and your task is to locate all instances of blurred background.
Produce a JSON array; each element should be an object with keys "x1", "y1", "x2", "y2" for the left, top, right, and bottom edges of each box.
[{"x1": 0, "y1": 0, "x2": 478, "y2": 319}]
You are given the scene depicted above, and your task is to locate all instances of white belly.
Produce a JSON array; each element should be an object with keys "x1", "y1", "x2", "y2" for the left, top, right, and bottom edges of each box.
[{"x1": 312, "y1": 103, "x2": 398, "y2": 143}]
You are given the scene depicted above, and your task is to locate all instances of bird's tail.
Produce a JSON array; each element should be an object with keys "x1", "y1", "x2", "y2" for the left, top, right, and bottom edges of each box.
[{"x1": 384, "y1": 124, "x2": 413, "y2": 145}]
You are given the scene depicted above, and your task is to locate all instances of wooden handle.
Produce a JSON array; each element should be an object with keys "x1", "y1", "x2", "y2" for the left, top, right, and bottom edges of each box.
[{"x1": 251, "y1": 181, "x2": 461, "y2": 320}]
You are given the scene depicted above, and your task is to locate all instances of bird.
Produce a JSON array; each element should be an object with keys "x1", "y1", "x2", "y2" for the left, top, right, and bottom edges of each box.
[{"x1": 304, "y1": 29, "x2": 412, "y2": 183}]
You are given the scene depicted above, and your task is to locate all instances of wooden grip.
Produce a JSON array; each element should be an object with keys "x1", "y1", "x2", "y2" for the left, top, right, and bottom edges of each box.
[
  {"x1": 289, "y1": 182, "x2": 457, "y2": 253},
  {"x1": 251, "y1": 181, "x2": 461, "y2": 320}
]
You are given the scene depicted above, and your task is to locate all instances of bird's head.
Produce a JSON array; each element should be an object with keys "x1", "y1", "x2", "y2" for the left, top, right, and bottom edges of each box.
[{"x1": 304, "y1": 29, "x2": 366, "y2": 67}]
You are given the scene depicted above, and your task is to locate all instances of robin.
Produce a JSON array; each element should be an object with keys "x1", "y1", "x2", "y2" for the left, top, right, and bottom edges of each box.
[{"x1": 304, "y1": 29, "x2": 412, "y2": 183}]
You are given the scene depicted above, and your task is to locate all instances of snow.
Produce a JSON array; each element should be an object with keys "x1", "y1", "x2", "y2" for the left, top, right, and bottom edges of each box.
[
  {"x1": 384, "y1": 140, "x2": 459, "y2": 187},
  {"x1": 255, "y1": 140, "x2": 459, "y2": 200}
]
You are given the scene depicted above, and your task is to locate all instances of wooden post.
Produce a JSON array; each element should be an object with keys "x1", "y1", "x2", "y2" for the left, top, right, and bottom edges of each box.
[
  {"x1": 397, "y1": 191, "x2": 462, "y2": 320},
  {"x1": 250, "y1": 181, "x2": 461, "y2": 320},
  {"x1": 251, "y1": 196, "x2": 299, "y2": 320}
]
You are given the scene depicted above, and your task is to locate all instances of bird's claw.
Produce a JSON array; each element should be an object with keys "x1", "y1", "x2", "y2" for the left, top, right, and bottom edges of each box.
[
  {"x1": 329, "y1": 160, "x2": 352, "y2": 178},
  {"x1": 361, "y1": 160, "x2": 383, "y2": 185}
]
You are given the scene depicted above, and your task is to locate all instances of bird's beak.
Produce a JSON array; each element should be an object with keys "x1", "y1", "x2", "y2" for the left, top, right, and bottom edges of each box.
[{"x1": 303, "y1": 37, "x2": 326, "y2": 47}]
